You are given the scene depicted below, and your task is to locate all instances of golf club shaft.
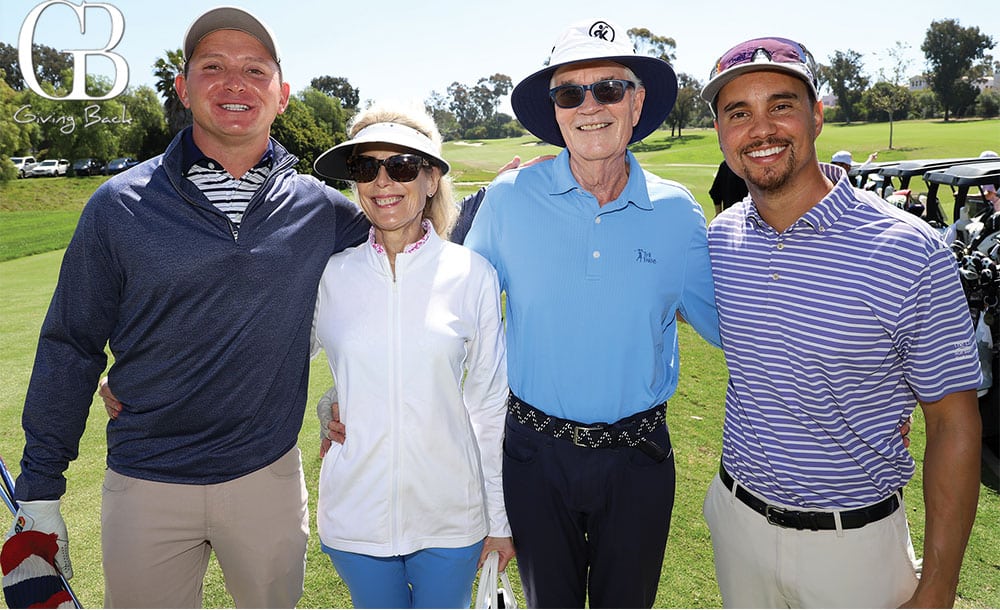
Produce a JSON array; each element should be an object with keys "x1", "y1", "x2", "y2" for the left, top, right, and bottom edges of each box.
[
  {"x1": 0, "y1": 455, "x2": 15, "y2": 504},
  {"x1": 0, "y1": 483, "x2": 16, "y2": 515}
]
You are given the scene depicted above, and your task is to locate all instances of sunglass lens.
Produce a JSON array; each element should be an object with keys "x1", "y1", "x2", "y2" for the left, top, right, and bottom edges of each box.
[
  {"x1": 553, "y1": 86, "x2": 585, "y2": 108},
  {"x1": 347, "y1": 157, "x2": 379, "y2": 182},
  {"x1": 348, "y1": 155, "x2": 425, "y2": 183},
  {"x1": 385, "y1": 155, "x2": 422, "y2": 182},
  {"x1": 593, "y1": 80, "x2": 626, "y2": 104}
]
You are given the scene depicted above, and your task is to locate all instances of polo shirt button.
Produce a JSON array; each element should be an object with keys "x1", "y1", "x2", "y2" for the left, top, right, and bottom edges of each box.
[
  {"x1": 593, "y1": 251, "x2": 601, "y2": 259},
  {"x1": 777, "y1": 242, "x2": 784, "y2": 250},
  {"x1": 771, "y1": 273, "x2": 780, "y2": 280},
  {"x1": 595, "y1": 217, "x2": 602, "y2": 224}
]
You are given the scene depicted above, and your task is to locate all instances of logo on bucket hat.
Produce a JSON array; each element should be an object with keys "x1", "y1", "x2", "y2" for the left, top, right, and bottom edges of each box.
[{"x1": 588, "y1": 21, "x2": 615, "y2": 41}]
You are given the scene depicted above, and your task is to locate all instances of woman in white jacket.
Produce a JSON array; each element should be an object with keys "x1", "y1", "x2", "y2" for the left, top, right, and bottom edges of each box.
[{"x1": 310, "y1": 103, "x2": 513, "y2": 608}]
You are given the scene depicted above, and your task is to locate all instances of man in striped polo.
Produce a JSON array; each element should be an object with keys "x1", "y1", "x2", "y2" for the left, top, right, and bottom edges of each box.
[{"x1": 700, "y1": 37, "x2": 982, "y2": 607}]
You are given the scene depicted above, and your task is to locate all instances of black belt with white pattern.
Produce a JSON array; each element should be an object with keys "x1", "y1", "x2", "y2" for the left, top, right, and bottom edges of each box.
[{"x1": 506, "y1": 393, "x2": 666, "y2": 450}]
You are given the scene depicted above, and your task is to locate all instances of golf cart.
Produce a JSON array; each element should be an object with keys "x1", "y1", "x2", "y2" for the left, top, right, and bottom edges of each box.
[
  {"x1": 849, "y1": 160, "x2": 898, "y2": 190},
  {"x1": 923, "y1": 161, "x2": 1000, "y2": 248},
  {"x1": 924, "y1": 161, "x2": 1000, "y2": 456},
  {"x1": 875, "y1": 157, "x2": 998, "y2": 200}
]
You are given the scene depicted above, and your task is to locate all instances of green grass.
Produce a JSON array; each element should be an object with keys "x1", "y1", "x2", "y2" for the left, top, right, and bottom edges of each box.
[
  {"x1": 2, "y1": 118, "x2": 999, "y2": 608},
  {"x1": 0, "y1": 176, "x2": 110, "y2": 262}
]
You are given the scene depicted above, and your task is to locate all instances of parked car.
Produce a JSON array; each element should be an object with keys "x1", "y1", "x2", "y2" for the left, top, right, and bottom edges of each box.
[
  {"x1": 10, "y1": 156, "x2": 38, "y2": 178},
  {"x1": 71, "y1": 157, "x2": 104, "y2": 176},
  {"x1": 104, "y1": 157, "x2": 139, "y2": 175},
  {"x1": 30, "y1": 158, "x2": 70, "y2": 177}
]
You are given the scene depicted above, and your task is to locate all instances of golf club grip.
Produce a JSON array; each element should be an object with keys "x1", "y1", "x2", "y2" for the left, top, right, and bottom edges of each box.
[{"x1": 0, "y1": 455, "x2": 83, "y2": 608}]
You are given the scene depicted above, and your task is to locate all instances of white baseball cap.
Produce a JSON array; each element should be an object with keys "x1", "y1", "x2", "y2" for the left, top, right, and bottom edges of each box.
[
  {"x1": 831, "y1": 150, "x2": 853, "y2": 165},
  {"x1": 701, "y1": 37, "x2": 819, "y2": 110}
]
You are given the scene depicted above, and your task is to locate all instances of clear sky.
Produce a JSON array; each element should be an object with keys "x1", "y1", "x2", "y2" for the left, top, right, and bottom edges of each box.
[{"x1": 2, "y1": 0, "x2": 997, "y2": 115}]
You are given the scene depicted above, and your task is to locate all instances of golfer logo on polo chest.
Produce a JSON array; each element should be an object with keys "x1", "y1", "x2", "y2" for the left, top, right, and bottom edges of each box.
[
  {"x1": 635, "y1": 249, "x2": 657, "y2": 264},
  {"x1": 589, "y1": 21, "x2": 614, "y2": 42}
]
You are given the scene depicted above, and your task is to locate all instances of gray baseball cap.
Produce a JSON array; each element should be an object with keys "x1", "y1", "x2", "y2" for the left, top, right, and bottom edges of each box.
[{"x1": 183, "y1": 6, "x2": 280, "y2": 64}]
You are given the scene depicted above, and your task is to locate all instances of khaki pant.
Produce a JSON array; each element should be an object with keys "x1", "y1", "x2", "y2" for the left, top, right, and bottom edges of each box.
[
  {"x1": 101, "y1": 447, "x2": 309, "y2": 608},
  {"x1": 703, "y1": 473, "x2": 920, "y2": 608}
]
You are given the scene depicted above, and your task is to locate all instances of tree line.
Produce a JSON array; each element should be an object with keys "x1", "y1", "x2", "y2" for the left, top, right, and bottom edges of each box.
[{"x1": 1, "y1": 18, "x2": 994, "y2": 182}]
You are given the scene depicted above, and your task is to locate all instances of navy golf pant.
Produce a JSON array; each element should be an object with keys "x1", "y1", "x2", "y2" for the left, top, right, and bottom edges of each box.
[{"x1": 502, "y1": 412, "x2": 675, "y2": 608}]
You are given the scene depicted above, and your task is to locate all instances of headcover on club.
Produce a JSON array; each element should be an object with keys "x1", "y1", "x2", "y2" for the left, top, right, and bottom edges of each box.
[{"x1": 2, "y1": 530, "x2": 75, "y2": 608}]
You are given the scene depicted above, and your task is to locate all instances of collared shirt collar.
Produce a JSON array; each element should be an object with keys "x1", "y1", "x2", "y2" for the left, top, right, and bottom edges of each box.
[
  {"x1": 369, "y1": 219, "x2": 434, "y2": 256},
  {"x1": 180, "y1": 129, "x2": 275, "y2": 176},
  {"x1": 745, "y1": 163, "x2": 854, "y2": 235},
  {"x1": 550, "y1": 149, "x2": 653, "y2": 212}
]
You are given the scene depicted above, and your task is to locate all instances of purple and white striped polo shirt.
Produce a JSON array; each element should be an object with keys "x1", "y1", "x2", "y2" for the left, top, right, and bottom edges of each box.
[{"x1": 707, "y1": 165, "x2": 981, "y2": 509}]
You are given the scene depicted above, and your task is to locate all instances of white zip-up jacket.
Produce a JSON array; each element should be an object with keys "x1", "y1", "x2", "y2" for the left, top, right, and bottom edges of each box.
[{"x1": 313, "y1": 226, "x2": 510, "y2": 556}]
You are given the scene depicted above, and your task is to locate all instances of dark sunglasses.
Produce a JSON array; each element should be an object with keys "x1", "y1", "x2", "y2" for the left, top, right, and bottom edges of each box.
[
  {"x1": 346, "y1": 154, "x2": 430, "y2": 183},
  {"x1": 710, "y1": 37, "x2": 818, "y2": 91},
  {"x1": 548, "y1": 79, "x2": 636, "y2": 109}
]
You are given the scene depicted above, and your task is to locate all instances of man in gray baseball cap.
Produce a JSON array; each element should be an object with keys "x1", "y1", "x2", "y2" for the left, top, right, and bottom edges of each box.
[
  {"x1": 464, "y1": 18, "x2": 720, "y2": 608},
  {"x1": 182, "y1": 5, "x2": 281, "y2": 65},
  {"x1": 8, "y1": 5, "x2": 371, "y2": 607}
]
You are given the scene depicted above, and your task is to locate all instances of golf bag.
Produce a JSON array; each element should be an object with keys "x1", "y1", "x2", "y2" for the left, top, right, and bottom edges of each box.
[{"x1": 951, "y1": 234, "x2": 1000, "y2": 453}]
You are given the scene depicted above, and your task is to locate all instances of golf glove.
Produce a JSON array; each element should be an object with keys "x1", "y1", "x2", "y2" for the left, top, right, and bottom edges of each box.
[
  {"x1": 316, "y1": 385, "x2": 338, "y2": 441},
  {"x1": 7, "y1": 500, "x2": 72, "y2": 580}
]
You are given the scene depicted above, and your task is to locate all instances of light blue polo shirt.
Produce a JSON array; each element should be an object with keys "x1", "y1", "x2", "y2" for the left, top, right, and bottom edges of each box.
[{"x1": 464, "y1": 149, "x2": 720, "y2": 424}]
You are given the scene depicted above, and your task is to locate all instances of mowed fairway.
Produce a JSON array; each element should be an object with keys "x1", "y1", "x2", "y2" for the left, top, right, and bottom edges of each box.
[{"x1": 1, "y1": 119, "x2": 998, "y2": 607}]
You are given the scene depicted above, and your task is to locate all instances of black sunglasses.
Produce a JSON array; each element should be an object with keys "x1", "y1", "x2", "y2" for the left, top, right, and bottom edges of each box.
[
  {"x1": 346, "y1": 154, "x2": 430, "y2": 183},
  {"x1": 548, "y1": 79, "x2": 636, "y2": 109}
]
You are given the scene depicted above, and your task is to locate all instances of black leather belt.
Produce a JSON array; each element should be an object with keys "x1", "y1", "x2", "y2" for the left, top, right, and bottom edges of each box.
[
  {"x1": 507, "y1": 393, "x2": 670, "y2": 461},
  {"x1": 719, "y1": 465, "x2": 900, "y2": 531}
]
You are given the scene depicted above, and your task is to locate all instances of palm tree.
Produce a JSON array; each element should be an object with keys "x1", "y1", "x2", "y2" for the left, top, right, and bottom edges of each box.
[{"x1": 153, "y1": 49, "x2": 191, "y2": 135}]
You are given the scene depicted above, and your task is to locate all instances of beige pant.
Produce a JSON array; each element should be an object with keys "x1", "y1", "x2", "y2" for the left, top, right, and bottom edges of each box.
[
  {"x1": 101, "y1": 447, "x2": 309, "y2": 608},
  {"x1": 703, "y1": 473, "x2": 920, "y2": 608}
]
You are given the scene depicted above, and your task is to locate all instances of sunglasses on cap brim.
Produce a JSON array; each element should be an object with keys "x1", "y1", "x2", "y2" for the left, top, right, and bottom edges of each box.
[
  {"x1": 710, "y1": 37, "x2": 819, "y2": 91},
  {"x1": 549, "y1": 79, "x2": 636, "y2": 109},
  {"x1": 346, "y1": 154, "x2": 431, "y2": 183}
]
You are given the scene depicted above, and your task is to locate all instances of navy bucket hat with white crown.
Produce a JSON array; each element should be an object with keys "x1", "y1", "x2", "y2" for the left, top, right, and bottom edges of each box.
[{"x1": 510, "y1": 19, "x2": 678, "y2": 148}]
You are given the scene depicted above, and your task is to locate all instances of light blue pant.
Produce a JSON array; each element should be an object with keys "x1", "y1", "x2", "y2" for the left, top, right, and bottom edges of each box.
[{"x1": 322, "y1": 541, "x2": 483, "y2": 608}]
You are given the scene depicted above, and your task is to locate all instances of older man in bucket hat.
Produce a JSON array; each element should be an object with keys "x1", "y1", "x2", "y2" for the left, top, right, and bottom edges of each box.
[{"x1": 464, "y1": 18, "x2": 720, "y2": 608}]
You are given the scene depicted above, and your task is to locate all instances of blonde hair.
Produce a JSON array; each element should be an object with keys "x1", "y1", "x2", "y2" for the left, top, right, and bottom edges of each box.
[{"x1": 347, "y1": 102, "x2": 456, "y2": 237}]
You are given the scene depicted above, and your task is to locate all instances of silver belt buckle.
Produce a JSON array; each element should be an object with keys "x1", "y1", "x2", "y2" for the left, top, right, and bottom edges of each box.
[
  {"x1": 571, "y1": 425, "x2": 601, "y2": 447},
  {"x1": 765, "y1": 505, "x2": 787, "y2": 527}
]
